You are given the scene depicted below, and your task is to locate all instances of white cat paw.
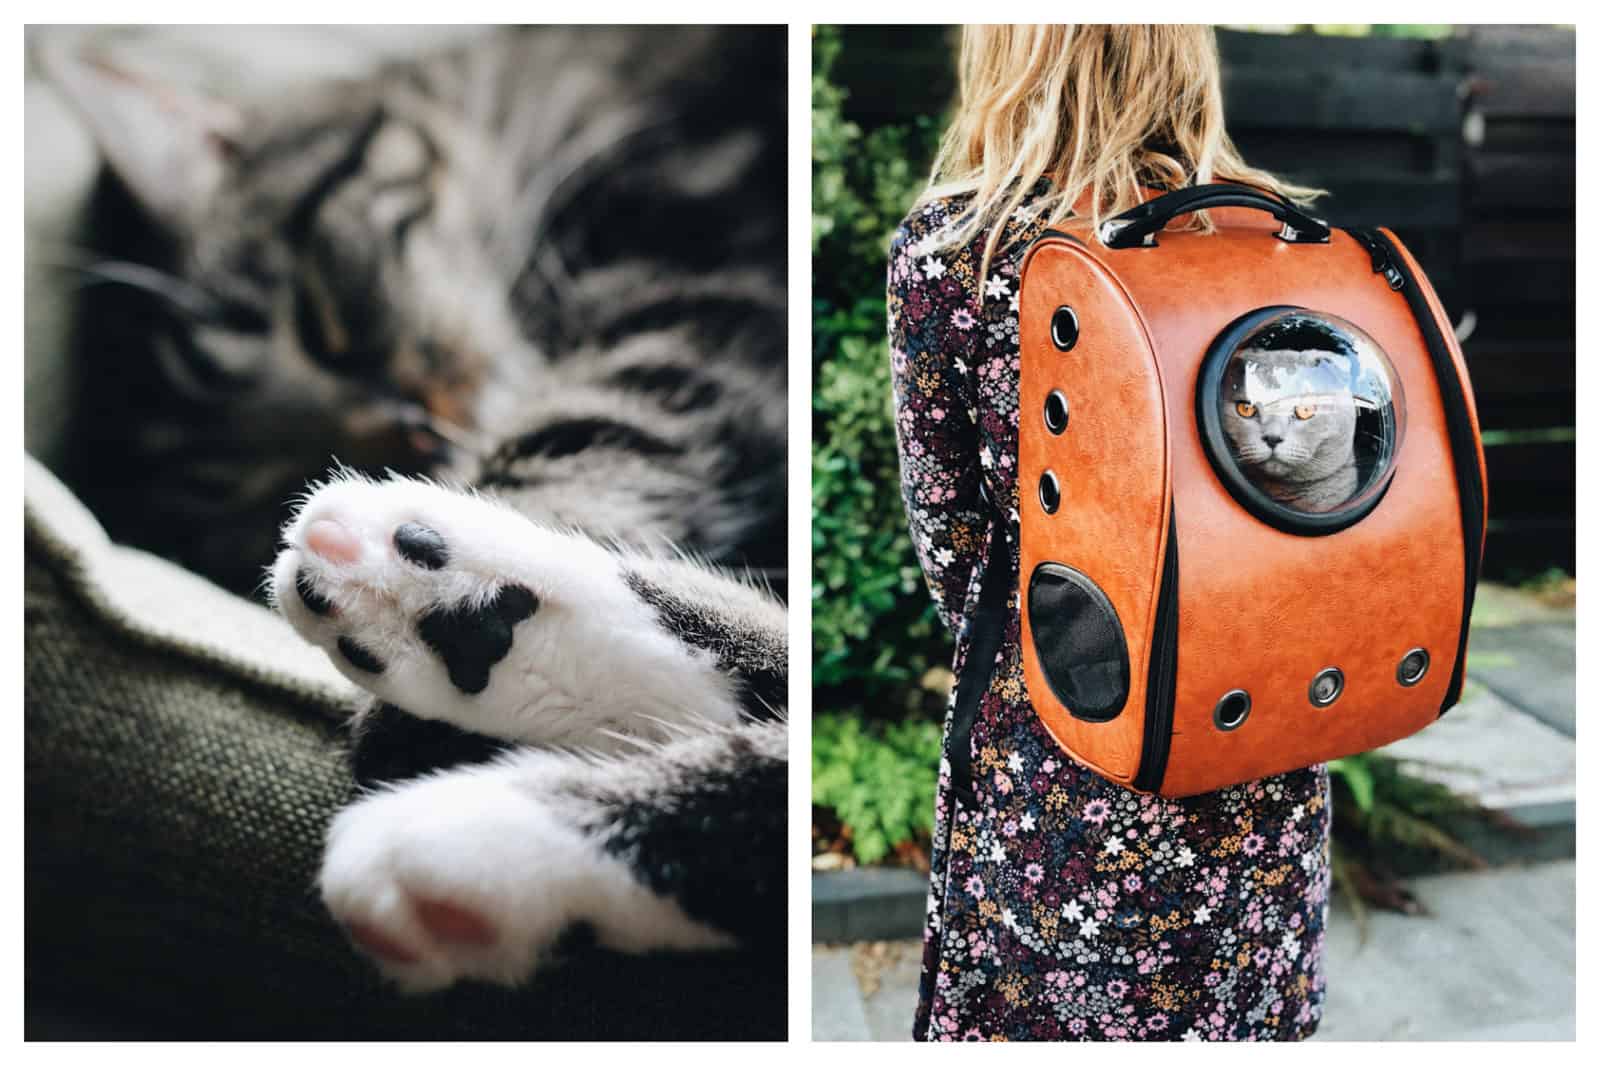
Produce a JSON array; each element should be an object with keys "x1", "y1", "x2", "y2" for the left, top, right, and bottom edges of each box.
[
  {"x1": 319, "y1": 763, "x2": 733, "y2": 992},
  {"x1": 268, "y1": 474, "x2": 739, "y2": 749}
]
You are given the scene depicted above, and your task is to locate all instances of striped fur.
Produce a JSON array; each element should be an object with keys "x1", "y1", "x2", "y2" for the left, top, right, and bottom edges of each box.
[
  {"x1": 47, "y1": 27, "x2": 787, "y2": 1000},
  {"x1": 50, "y1": 26, "x2": 785, "y2": 596}
]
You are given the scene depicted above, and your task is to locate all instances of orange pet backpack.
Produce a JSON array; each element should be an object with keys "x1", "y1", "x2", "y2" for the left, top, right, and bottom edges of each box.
[{"x1": 1017, "y1": 184, "x2": 1487, "y2": 797}]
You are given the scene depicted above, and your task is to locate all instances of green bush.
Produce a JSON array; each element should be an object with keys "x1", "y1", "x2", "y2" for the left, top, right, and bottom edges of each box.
[
  {"x1": 812, "y1": 713, "x2": 943, "y2": 865},
  {"x1": 810, "y1": 26, "x2": 946, "y2": 703}
]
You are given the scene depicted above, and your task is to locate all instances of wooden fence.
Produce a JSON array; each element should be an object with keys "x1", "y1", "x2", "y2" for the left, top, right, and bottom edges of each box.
[
  {"x1": 829, "y1": 25, "x2": 1576, "y2": 579},
  {"x1": 1219, "y1": 27, "x2": 1576, "y2": 579}
]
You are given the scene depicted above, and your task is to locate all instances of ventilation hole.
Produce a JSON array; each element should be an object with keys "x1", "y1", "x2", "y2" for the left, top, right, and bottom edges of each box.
[
  {"x1": 1039, "y1": 470, "x2": 1061, "y2": 514},
  {"x1": 1309, "y1": 667, "x2": 1345, "y2": 707},
  {"x1": 1051, "y1": 306, "x2": 1079, "y2": 351},
  {"x1": 1044, "y1": 390, "x2": 1070, "y2": 434},
  {"x1": 1214, "y1": 689, "x2": 1251, "y2": 731},
  {"x1": 1397, "y1": 648, "x2": 1430, "y2": 687}
]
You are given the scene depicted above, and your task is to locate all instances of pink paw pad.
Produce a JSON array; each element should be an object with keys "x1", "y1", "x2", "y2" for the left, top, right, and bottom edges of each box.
[
  {"x1": 305, "y1": 518, "x2": 363, "y2": 564},
  {"x1": 415, "y1": 897, "x2": 498, "y2": 947},
  {"x1": 345, "y1": 920, "x2": 421, "y2": 965}
]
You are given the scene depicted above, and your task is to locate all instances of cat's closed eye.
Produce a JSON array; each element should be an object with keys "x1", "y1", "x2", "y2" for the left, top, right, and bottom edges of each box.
[{"x1": 1234, "y1": 401, "x2": 1256, "y2": 418}]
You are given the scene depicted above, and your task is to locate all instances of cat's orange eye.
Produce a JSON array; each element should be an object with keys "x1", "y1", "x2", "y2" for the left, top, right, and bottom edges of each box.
[
  {"x1": 1235, "y1": 401, "x2": 1256, "y2": 418},
  {"x1": 1293, "y1": 404, "x2": 1317, "y2": 420}
]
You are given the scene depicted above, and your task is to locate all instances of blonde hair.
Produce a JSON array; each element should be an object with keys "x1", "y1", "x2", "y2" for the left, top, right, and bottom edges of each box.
[{"x1": 920, "y1": 25, "x2": 1324, "y2": 279}]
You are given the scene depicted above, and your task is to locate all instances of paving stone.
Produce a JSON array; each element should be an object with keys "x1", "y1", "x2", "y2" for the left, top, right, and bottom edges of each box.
[
  {"x1": 812, "y1": 946, "x2": 872, "y2": 1041},
  {"x1": 1466, "y1": 623, "x2": 1576, "y2": 736},
  {"x1": 857, "y1": 942, "x2": 925, "y2": 1042},
  {"x1": 1382, "y1": 683, "x2": 1575, "y2": 825},
  {"x1": 1314, "y1": 861, "x2": 1575, "y2": 1040},
  {"x1": 1466, "y1": 582, "x2": 1575, "y2": 736}
]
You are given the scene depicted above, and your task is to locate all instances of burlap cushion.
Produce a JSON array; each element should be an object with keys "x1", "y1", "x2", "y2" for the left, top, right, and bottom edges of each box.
[{"x1": 24, "y1": 457, "x2": 784, "y2": 1039}]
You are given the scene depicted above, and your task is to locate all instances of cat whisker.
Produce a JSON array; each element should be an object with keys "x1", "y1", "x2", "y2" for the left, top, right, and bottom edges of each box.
[
  {"x1": 419, "y1": 412, "x2": 491, "y2": 458},
  {"x1": 56, "y1": 257, "x2": 226, "y2": 323}
]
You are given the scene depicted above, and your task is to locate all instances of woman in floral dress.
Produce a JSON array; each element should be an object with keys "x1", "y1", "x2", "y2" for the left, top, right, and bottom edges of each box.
[{"x1": 889, "y1": 27, "x2": 1332, "y2": 1041}]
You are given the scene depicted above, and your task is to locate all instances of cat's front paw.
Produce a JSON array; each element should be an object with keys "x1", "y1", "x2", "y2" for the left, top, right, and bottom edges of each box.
[
  {"x1": 269, "y1": 474, "x2": 740, "y2": 749},
  {"x1": 320, "y1": 763, "x2": 734, "y2": 992}
]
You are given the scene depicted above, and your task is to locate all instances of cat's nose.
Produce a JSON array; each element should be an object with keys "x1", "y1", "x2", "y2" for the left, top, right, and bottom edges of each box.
[{"x1": 1262, "y1": 434, "x2": 1283, "y2": 448}]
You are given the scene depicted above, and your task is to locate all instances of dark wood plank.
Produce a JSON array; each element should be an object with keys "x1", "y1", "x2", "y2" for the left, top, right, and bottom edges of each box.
[
  {"x1": 1463, "y1": 336, "x2": 1576, "y2": 431},
  {"x1": 1467, "y1": 154, "x2": 1576, "y2": 211},
  {"x1": 1484, "y1": 521, "x2": 1575, "y2": 580},
  {"x1": 1482, "y1": 440, "x2": 1575, "y2": 516},
  {"x1": 1464, "y1": 261, "x2": 1575, "y2": 306},
  {"x1": 1461, "y1": 221, "x2": 1575, "y2": 264},
  {"x1": 1218, "y1": 27, "x2": 1448, "y2": 74},
  {"x1": 1224, "y1": 70, "x2": 1460, "y2": 133}
]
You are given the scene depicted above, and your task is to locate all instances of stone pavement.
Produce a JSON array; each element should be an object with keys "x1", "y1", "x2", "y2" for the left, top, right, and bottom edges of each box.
[
  {"x1": 813, "y1": 861, "x2": 1576, "y2": 1040},
  {"x1": 1384, "y1": 581, "x2": 1577, "y2": 828},
  {"x1": 812, "y1": 581, "x2": 1577, "y2": 1040}
]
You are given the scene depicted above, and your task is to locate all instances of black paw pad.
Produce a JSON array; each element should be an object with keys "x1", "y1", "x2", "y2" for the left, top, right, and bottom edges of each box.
[
  {"x1": 417, "y1": 584, "x2": 539, "y2": 694},
  {"x1": 394, "y1": 522, "x2": 449, "y2": 570},
  {"x1": 296, "y1": 570, "x2": 334, "y2": 616},
  {"x1": 337, "y1": 636, "x2": 386, "y2": 675}
]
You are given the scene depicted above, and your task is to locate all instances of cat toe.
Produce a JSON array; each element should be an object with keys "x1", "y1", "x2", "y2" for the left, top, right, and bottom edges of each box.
[
  {"x1": 294, "y1": 566, "x2": 336, "y2": 617},
  {"x1": 415, "y1": 897, "x2": 499, "y2": 948},
  {"x1": 344, "y1": 919, "x2": 424, "y2": 966},
  {"x1": 394, "y1": 521, "x2": 450, "y2": 569},
  {"x1": 305, "y1": 518, "x2": 364, "y2": 565}
]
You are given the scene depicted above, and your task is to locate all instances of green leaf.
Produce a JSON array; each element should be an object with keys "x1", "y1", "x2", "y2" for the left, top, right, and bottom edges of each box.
[{"x1": 1330, "y1": 755, "x2": 1376, "y2": 813}]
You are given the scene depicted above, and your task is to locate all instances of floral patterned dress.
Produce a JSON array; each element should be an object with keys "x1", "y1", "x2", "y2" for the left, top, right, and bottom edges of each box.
[{"x1": 888, "y1": 188, "x2": 1332, "y2": 1042}]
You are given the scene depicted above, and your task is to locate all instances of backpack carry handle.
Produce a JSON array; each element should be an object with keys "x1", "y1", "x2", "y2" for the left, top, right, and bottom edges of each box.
[{"x1": 1098, "y1": 184, "x2": 1330, "y2": 248}]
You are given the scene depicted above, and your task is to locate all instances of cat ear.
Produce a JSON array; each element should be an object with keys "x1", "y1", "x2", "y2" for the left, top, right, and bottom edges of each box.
[{"x1": 37, "y1": 43, "x2": 243, "y2": 234}]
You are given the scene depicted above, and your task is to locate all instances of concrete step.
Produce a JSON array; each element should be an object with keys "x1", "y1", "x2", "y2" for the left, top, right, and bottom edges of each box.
[
  {"x1": 1315, "y1": 861, "x2": 1575, "y2": 1040},
  {"x1": 1382, "y1": 581, "x2": 1576, "y2": 829},
  {"x1": 1464, "y1": 580, "x2": 1576, "y2": 737},
  {"x1": 1381, "y1": 681, "x2": 1576, "y2": 829},
  {"x1": 813, "y1": 867, "x2": 927, "y2": 944}
]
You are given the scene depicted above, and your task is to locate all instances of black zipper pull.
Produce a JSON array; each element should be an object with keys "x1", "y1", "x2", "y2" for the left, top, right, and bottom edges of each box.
[
  {"x1": 1380, "y1": 260, "x2": 1406, "y2": 292},
  {"x1": 1349, "y1": 228, "x2": 1406, "y2": 291}
]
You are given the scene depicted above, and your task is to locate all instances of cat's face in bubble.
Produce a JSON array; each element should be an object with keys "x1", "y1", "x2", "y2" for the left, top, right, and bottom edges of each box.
[{"x1": 1221, "y1": 348, "x2": 1358, "y2": 487}]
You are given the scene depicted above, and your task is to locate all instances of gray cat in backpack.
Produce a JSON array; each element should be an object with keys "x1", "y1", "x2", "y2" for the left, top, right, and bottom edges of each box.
[
  {"x1": 1222, "y1": 317, "x2": 1362, "y2": 514},
  {"x1": 44, "y1": 27, "x2": 785, "y2": 993}
]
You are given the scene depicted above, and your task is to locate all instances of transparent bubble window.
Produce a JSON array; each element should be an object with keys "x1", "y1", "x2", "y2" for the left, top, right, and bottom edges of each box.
[{"x1": 1197, "y1": 308, "x2": 1405, "y2": 534}]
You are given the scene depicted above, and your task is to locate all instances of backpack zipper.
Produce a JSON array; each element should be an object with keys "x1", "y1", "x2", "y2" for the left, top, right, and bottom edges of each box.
[
  {"x1": 1342, "y1": 226, "x2": 1483, "y2": 714},
  {"x1": 1348, "y1": 227, "x2": 1407, "y2": 291},
  {"x1": 946, "y1": 519, "x2": 1011, "y2": 805},
  {"x1": 1132, "y1": 508, "x2": 1179, "y2": 792}
]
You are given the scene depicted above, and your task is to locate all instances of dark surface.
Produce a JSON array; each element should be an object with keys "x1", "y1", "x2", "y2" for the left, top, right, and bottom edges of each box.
[
  {"x1": 24, "y1": 543, "x2": 785, "y2": 1040},
  {"x1": 348, "y1": 702, "x2": 513, "y2": 789},
  {"x1": 1026, "y1": 563, "x2": 1130, "y2": 721}
]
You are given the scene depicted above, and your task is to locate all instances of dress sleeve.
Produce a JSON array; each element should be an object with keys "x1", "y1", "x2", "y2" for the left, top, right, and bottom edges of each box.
[{"x1": 887, "y1": 215, "x2": 990, "y2": 637}]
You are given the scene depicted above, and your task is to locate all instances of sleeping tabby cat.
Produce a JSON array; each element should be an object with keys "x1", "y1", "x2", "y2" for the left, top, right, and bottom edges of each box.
[{"x1": 45, "y1": 26, "x2": 785, "y2": 993}]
